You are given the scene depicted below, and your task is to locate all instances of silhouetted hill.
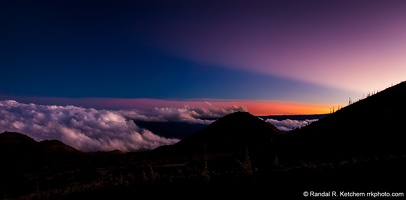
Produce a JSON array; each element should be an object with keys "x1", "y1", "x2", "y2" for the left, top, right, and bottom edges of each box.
[
  {"x1": 134, "y1": 120, "x2": 207, "y2": 139},
  {"x1": 0, "y1": 131, "x2": 82, "y2": 158},
  {"x1": 0, "y1": 131, "x2": 37, "y2": 147},
  {"x1": 0, "y1": 132, "x2": 86, "y2": 198},
  {"x1": 0, "y1": 132, "x2": 39, "y2": 158},
  {"x1": 39, "y1": 140, "x2": 81, "y2": 155},
  {"x1": 151, "y1": 112, "x2": 284, "y2": 173},
  {"x1": 279, "y1": 81, "x2": 406, "y2": 162},
  {"x1": 167, "y1": 112, "x2": 283, "y2": 153},
  {"x1": 2, "y1": 82, "x2": 406, "y2": 199}
]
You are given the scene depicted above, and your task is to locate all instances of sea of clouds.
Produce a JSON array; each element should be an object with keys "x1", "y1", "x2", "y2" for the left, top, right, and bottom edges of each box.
[
  {"x1": 118, "y1": 103, "x2": 247, "y2": 125},
  {"x1": 0, "y1": 100, "x2": 246, "y2": 152},
  {"x1": 264, "y1": 118, "x2": 318, "y2": 132},
  {"x1": 0, "y1": 100, "x2": 317, "y2": 152}
]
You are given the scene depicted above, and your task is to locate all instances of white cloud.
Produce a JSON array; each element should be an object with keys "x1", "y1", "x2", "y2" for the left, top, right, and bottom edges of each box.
[
  {"x1": 265, "y1": 118, "x2": 318, "y2": 132},
  {"x1": 0, "y1": 100, "x2": 248, "y2": 152},
  {"x1": 0, "y1": 100, "x2": 179, "y2": 152},
  {"x1": 118, "y1": 104, "x2": 247, "y2": 124}
]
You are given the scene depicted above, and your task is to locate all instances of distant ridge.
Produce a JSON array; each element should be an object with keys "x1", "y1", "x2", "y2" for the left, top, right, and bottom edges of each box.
[
  {"x1": 0, "y1": 131, "x2": 37, "y2": 146},
  {"x1": 280, "y1": 81, "x2": 406, "y2": 161},
  {"x1": 157, "y1": 112, "x2": 283, "y2": 155},
  {"x1": 261, "y1": 114, "x2": 328, "y2": 121},
  {"x1": 1, "y1": 82, "x2": 406, "y2": 198},
  {"x1": 151, "y1": 112, "x2": 284, "y2": 171},
  {"x1": 0, "y1": 131, "x2": 81, "y2": 158},
  {"x1": 0, "y1": 132, "x2": 38, "y2": 157},
  {"x1": 39, "y1": 139, "x2": 81, "y2": 154}
]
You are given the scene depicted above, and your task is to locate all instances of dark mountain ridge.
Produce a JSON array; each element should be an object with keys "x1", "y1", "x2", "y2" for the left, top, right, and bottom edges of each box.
[
  {"x1": 38, "y1": 139, "x2": 81, "y2": 154},
  {"x1": 156, "y1": 112, "x2": 283, "y2": 154},
  {"x1": 0, "y1": 131, "x2": 82, "y2": 159},
  {"x1": 279, "y1": 81, "x2": 406, "y2": 162},
  {"x1": 154, "y1": 112, "x2": 284, "y2": 172},
  {"x1": 134, "y1": 114, "x2": 326, "y2": 140},
  {"x1": 1, "y1": 81, "x2": 406, "y2": 199},
  {"x1": 0, "y1": 131, "x2": 37, "y2": 147},
  {"x1": 134, "y1": 120, "x2": 207, "y2": 139},
  {"x1": 260, "y1": 113, "x2": 328, "y2": 121}
]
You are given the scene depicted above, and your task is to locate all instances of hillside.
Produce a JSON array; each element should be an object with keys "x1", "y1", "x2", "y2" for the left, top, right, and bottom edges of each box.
[
  {"x1": 0, "y1": 131, "x2": 37, "y2": 149},
  {"x1": 172, "y1": 112, "x2": 282, "y2": 151},
  {"x1": 134, "y1": 120, "x2": 207, "y2": 139},
  {"x1": 39, "y1": 140, "x2": 82, "y2": 155},
  {"x1": 1, "y1": 81, "x2": 406, "y2": 199},
  {"x1": 148, "y1": 112, "x2": 283, "y2": 172},
  {"x1": 0, "y1": 131, "x2": 82, "y2": 157},
  {"x1": 279, "y1": 81, "x2": 406, "y2": 162}
]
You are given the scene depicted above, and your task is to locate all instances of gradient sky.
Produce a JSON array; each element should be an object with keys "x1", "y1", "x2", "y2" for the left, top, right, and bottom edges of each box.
[{"x1": 1, "y1": 0, "x2": 405, "y2": 115}]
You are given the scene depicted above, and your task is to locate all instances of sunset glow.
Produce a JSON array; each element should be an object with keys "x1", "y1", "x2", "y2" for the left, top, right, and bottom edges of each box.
[
  {"x1": 0, "y1": 96, "x2": 331, "y2": 116},
  {"x1": 1, "y1": 0, "x2": 405, "y2": 115}
]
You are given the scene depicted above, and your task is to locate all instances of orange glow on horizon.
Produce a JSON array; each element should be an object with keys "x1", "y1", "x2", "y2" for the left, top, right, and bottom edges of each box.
[
  {"x1": 115, "y1": 99, "x2": 333, "y2": 116},
  {"x1": 242, "y1": 102, "x2": 331, "y2": 116},
  {"x1": 8, "y1": 96, "x2": 333, "y2": 116},
  {"x1": 206, "y1": 101, "x2": 331, "y2": 116}
]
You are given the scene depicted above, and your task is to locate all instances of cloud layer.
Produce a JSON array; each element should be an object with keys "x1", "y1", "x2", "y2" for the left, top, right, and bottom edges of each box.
[
  {"x1": 119, "y1": 104, "x2": 247, "y2": 124},
  {"x1": 265, "y1": 118, "x2": 318, "y2": 132},
  {"x1": 0, "y1": 100, "x2": 247, "y2": 152},
  {"x1": 0, "y1": 100, "x2": 179, "y2": 152},
  {"x1": 0, "y1": 99, "x2": 315, "y2": 151}
]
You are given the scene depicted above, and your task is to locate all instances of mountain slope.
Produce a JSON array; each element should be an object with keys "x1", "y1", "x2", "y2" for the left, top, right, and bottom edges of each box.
[
  {"x1": 171, "y1": 111, "x2": 283, "y2": 153},
  {"x1": 0, "y1": 131, "x2": 82, "y2": 158},
  {"x1": 134, "y1": 120, "x2": 207, "y2": 139},
  {"x1": 39, "y1": 139, "x2": 81, "y2": 155},
  {"x1": 0, "y1": 131, "x2": 37, "y2": 147},
  {"x1": 151, "y1": 112, "x2": 284, "y2": 171},
  {"x1": 279, "y1": 81, "x2": 406, "y2": 161},
  {"x1": 0, "y1": 132, "x2": 38, "y2": 158}
]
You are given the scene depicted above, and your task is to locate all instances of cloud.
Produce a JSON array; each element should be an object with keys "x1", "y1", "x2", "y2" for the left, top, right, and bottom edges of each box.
[
  {"x1": 118, "y1": 104, "x2": 247, "y2": 124},
  {"x1": 0, "y1": 100, "x2": 179, "y2": 152},
  {"x1": 265, "y1": 118, "x2": 318, "y2": 132},
  {"x1": 0, "y1": 100, "x2": 247, "y2": 151}
]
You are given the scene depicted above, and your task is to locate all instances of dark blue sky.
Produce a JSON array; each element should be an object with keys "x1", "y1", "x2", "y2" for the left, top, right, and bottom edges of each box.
[{"x1": 1, "y1": 0, "x2": 404, "y2": 114}]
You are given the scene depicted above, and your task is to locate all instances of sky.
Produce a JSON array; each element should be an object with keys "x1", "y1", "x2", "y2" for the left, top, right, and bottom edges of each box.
[
  {"x1": 1, "y1": 0, "x2": 406, "y2": 115},
  {"x1": 2, "y1": 0, "x2": 405, "y2": 152}
]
